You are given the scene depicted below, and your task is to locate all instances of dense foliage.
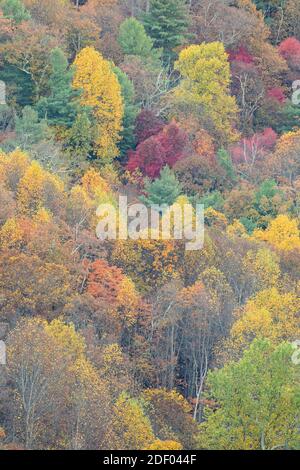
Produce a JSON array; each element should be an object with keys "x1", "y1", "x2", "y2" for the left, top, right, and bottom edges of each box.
[{"x1": 0, "y1": 0, "x2": 299, "y2": 450}]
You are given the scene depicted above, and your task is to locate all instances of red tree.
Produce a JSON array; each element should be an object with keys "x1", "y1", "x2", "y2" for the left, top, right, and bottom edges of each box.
[
  {"x1": 127, "y1": 121, "x2": 188, "y2": 178},
  {"x1": 266, "y1": 87, "x2": 286, "y2": 104},
  {"x1": 278, "y1": 37, "x2": 300, "y2": 70},
  {"x1": 134, "y1": 110, "x2": 164, "y2": 145},
  {"x1": 228, "y1": 46, "x2": 254, "y2": 64}
]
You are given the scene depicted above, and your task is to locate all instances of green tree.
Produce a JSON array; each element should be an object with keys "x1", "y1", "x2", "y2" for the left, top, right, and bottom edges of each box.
[
  {"x1": 217, "y1": 148, "x2": 236, "y2": 181},
  {"x1": 66, "y1": 112, "x2": 93, "y2": 163},
  {"x1": 0, "y1": 0, "x2": 30, "y2": 24},
  {"x1": 140, "y1": 166, "x2": 182, "y2": 207},
  {"x1": 114, "y1": 66, "x2": 139, "y2": 157},
  {"x1": 199, "y1": 338, "x2": 300, "y2": 450},
  {"x1": 37, "y1": 48, "x2": 80, "y2": 128},
  {"x1": 118, "y1": 17, "x2": 160, "y2": 62},
  {"x1": 142, "y1": 0, "x2": 189, "y2": 60},
  {"x1": 11, "y1": 106, "x2": 50, "y2": 150},
  {"x1": 252, "y1": 179, "x2": 285, "y2": 228},
  {"x1": 197, "y1": 191, "x2": 225, "y2": 211}
]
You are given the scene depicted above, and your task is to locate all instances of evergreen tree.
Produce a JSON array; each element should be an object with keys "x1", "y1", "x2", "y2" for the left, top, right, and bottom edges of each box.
[
  {"x1": 37, "y1": 48, "x2": 80, "y2": 128},
  {"x1": 197, "y1": 191, "x2": 225, "y2": 211},
  {"x1": 217, "y1": 148, "x2": 236, "y2": 181},
  {"x1": 66, "y1": 112, "x2": 93, "y2": 161},
  {"x1": 14, "y1": 106, "x2": 50, "y2": 150},
  {"x1": 142, "y1": 0, "x2": 189, "y2": 60},
  {"x1": 118, "y1": 17, "x2": 160, "y2": 62},
  {"x1": 0, "y1": 64, "x2": 35, "y2": 108},
  {"x1": 114, "y1": 66, "x2": 140, "y2": 157},
  {"x1": 0, "y1": 0, "x2": 30, "y2": 24},
  {"x1": 140, "y1": 166, "x2": 182, "y2": 207}
]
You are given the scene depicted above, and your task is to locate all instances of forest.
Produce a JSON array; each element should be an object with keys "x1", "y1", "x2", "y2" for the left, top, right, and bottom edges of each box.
[{"x1": 0, "y1": 0, "x2": 299, "y2": 451}]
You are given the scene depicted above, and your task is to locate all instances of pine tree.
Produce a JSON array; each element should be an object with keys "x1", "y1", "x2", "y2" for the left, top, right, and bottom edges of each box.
[
  {"x1": 216, "y1": 148, "x2": 236, "y2": 181},
  {"x1": 0, "y1": 0, "x2": 30, "y2": 24},
  {"x1": 37, "y1": 48, "x2": 80, "y2": 128},
  {"x1": 140, "y1": 166, "x2": 182, "y2": 207},
  {"x1": 13, "y1": 106, "x2": 50, "y2": 150},
  {"x1": 142, "y1": 0, "x2": 189, "y2": 60},
  {"x1": 66, "y1": 112, "x2": 93, "y2": 162},
  {"x1": 118, "y1": 17, "x2": 160, "y2": 61},
  {"x1": 113, "y1": 66, "x2": 139, "y2": 157}
]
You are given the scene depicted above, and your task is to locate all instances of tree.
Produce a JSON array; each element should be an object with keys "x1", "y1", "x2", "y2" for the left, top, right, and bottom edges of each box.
[
  {"x1": 72, "y1": 46, "x2": 124, "y2": 160},
  {"x1": 143, "y1": 0, "x2": 189, "y2": 60},
  {"x1": 0, "y1": 20, "x2": 60, "y2": 100},
  {"x1": 113, "y1": 66, "x2": 139, "y2": 156},
  {"x1": 65, "y1": 112, "x2": 93, "y2": 164},
  {"x1": 111, "y1": 237, "x2": 182, "y2": 293},
  {"x1": 269, "y1": 129, "x2": 300, "y2": 184},
  {"x1": 107, "y1": 393, "x2": 155, "y2": 450},
  {"x1": 17, "y1": 160, "x2": 65, "y2": 216},
  {"x1": 199, "y1": 339, "x2": 300, "y2": 450},
  {"x1": 174, "y1": 152, "x2": 228, "y2": 197},
  {"x1": 37, "y1": 48, "x2": 80, "y2": 128},
  {"x1": 0, "y1": 183, "x2": 15, "y2": 224},
  {"x1": 0, "y1": 252, "x2": 71, "y2": 323},
  {"x1": 146, "y1": 440, "x2": 183, "y2": 450},
  {"x1": 216, "y1": 148, "x2": 236, "y2": 181},
  {"x1": 5, "y1": 317, "x2": 112, "y2": 449},
  {"x1": 142, "y1": 389, "x2": 198, "y2": 449},
  {"x1": 230, "y1": 127, "x2": 277, "y2": 181},
  {"x1": 0, "y1": 0, "x2": 30, "y2": 24},
  {"x1": 174, "y1": 42, "x2": 238, "y2": 143},
  {"x1": 278, "y1": 37, "x2": 300, "y2": 70},
  {"x1": 118, "y1": 17, "x2": 159, "y2": 61},
  {"x1": 226, "y1": 288, "x2": 300, "y2": 356},
  {"x1": 0, "y1": 148, "x2": 30, "y2": 192},
  {"x1": 0, "y1": 217, "x2": 24, "y2": 249},
  {"x1": 253, "y1": 214, "x2": 300, "y2": 251},
  {"x1": 229, "y1": 51, "x2": 265, "y2": 133},
  {"x1": 120, "y1": 54, "x2": 173, "y2": 114},
  {"x1": 87, "y1": 259, "x2": 140, "y2": 335},
  {"x1": 140, "y1": 166, "x2": 182, "y2": 207},
  {"x1": 64, "y1": 7, "x2": 101, "y2": 59},
  {"x1": 127, "y1": 121, "x2": 188, "y2": 178},
  {"x1": 134, "y1": 109, "x2": 164, "y2": 145},
  {"x1": 12, "y1": 106, "x2": 50, "y2": 151}
]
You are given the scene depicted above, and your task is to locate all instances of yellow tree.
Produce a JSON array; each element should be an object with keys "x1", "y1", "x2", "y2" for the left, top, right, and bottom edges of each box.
[
  {"x1": 146, "y1": 440, "x2": 183, "y2": 450},
  {"x1": 174, "y1": 42, "x2": 238, "y2": 143},
  {"x1": 142, "y1": 389, "x2": 198, "y2": 449},
  {"x1": 73, "y1": 46, "x2": 124, "y2": 160},
  {"x1": 242, "y1": 247, "x2": 280, "y2": 290},
  {"x1": 269, "y1": 129, "x2": 300, "y2": 184},
  {"x1": 107, "y1": 393, "x2": 155, "y2": 450},
  {"x1": 6, "y1": 317, "x2": 113, "y2": 449},
  {"x1": 226, "y1": 288, "x2": 300, "y2": 356},
  {"x1": 17, "y1": 161, "x2": 65, "y2": 216},
  {"x1": 0, "y1": 149, "x2": 30, "y2": 192},
  {"x1": 253, "y1": 214, "x2": 300, "y2": 251},
  {"x1": 0, "y1": 218, "x2": 24, "y2": 250},
  {"x1": 81, "y1": 167, "x2": 116, "y2": 206}
]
